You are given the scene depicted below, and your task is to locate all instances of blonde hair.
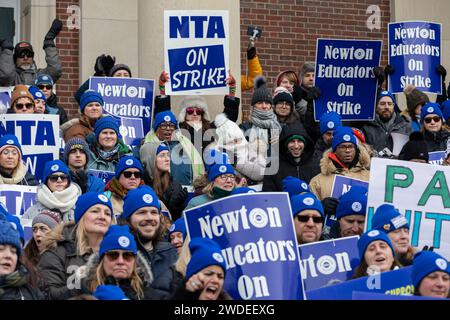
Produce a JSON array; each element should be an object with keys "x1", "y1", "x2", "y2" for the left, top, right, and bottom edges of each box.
[
  {"x1": 202, "y1": 181, "x2": 215, "y2": 198},
  {"x1": 75, "y1": 218, "x2": 92, "y2": 256},
  {"x1": 175, "y1": 234, "x2": 191, "y2": 276},
  {"x1": 89, "y1": 257, "x2": 144, "y2": 299}
]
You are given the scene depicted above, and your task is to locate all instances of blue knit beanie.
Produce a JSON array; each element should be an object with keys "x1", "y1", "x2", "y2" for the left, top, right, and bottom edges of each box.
[
  {"x1": 0, "y1": 134, "x2": 22, "y2": 157},
  {"x1": 94, "y1": 116, "x2": 120, "y2": 140},
  {"x1": 43, "y1": 159, "x2": 70, "y2": 183},
  {"x1": 186, "y1": 237, "x2": 227, "y2": 279},
  {"x1": 204, "y1": 149, "x2": 230, "y2": 173},
  {"x1": 442, "y1": 100, "x2": 450, "y2": 122},
  {"x1": 335, "y1": 186, "x2": 368, "y2": 220},
  {"x1": 371, "y1": 204, "x2": 410, "y2": 233},
  {"x1": 207, "y1": 163, "x2": 235, "y2": 182},
  {"x1": 99, "y1": 225, "x2": 137, "y2": 257},
  {"x1": 412, "y1": 251, "x2": 450, "y2": 289},
  {"x1": 282, "y1": 176, "x2": 310, "y2": 197},
  {"x1": 319, "y1": 112, "x2": 342, "y2": 135},
  {"x1": 93, "y1": 285, "x2": 130, "y2": 300},
  {"x1": 153, "y1": 111, "x2": 177, "y2": 131},
  {"x1": 115, "y1": 156, "x2": 143, "y2": 179},
  {"x1": 80, "y1": 90, "x2": 104, "y2": 113},
  {"x1": 28, "y1": 86, "x2": 46, "y2": 103},
  {"x1": 6, "y1": 213, "x2": 24, "y2": 245},
  {"x1": 332, "y1": 126, "x2": 357, "y2": 151},
  {"x1": 421, "y1": 102, "x2": 444, "y2": 122},
  {"x1": 35, "y1": 74, "x2": 54, "y2": 86},
  {"x1": 357, "y1": 229, "x2": 396, "y2": 261},
  {"x1": 74, "y1": 192, "x2": 112, "y2": 223},
  {"x1": 168, "y1": 217, "x2": 187, "y2": 239},
  {"x1": 63, "y1": 137, "x2": 90, "y2": 164},
  {"x1": 0, "y1": 211, "x2": 22, "y2": 255},
  {"x1": 377, "y1": 90, "x2": 396, "y2": 105},
  {"x1": 290, "y1": 192, "x2": 324, "y2": 218},
  {"x1": 156, "y1": 143, "x2": 169, "y2": 156},
  {"x1": 122, "y1": 186, "x2": 161, "y2": 220},
  {"x1": 230, "y1": 187, "x2": 257, "y2": 195}
]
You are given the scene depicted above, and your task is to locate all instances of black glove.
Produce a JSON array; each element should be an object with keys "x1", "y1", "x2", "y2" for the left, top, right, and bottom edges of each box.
[
  {"x1": 45, "y1": 19, "x2": 63, "y2": 41},
  {"x1": 306, "y1": 87, "x2": 321, "y2": 100},
  {"x1": 322, "y1": 197, "x2": 339, "y2": 216},
  {"x1": 384, "y1": 64, "x2": 395, "y2": 75},
  {"x1": 436, "y1": 64, "x2": 447, "y2": 79},
  {"x1": 94, "y1": 54, "x2": 116, "y2": 76},
  {"x1": 372, "y1": 66, "x2": 385, "y2": 84},
  {"x1": 247, "y1": 46, "x2": 256, "y2": 60},
  {"x1": 421, "y1": 245, "x2": 435, "y2": 252},
  {"x1": 72, "y1": 170, "x2": 88, "y2": 194},
  {"x1": 0, "y1": 38, "x2": 14, "y2": 51}
]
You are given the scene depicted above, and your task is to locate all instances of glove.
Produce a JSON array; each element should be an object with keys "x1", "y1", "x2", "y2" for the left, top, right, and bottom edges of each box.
[
  {"x1": 322, "y1": 197, "x2": 339, "y2": 216},
  {"x1": 45, "y1": 19, "x2": 63, "y2": 41},
  {"x1": 436, "y1": 64, "x2": 447, "y2": 79},
  {"x1": 247, "y1": 46, "x2": 256, "y2": 60},
  {"x1": 159, "y1": 71, "x2": 170, "y2": 95},
  {"x1": 384, "y1": 64, "x2": 395, "y2": 75},
  {"x1": 372, "y1": 66, "x2": 385, "y2": 84},
  {"x1": 72, "y1": 170, "x2": 88, "y2": 194},
  {"x1": 306, "y1": 86, "x2": 321, "y2": 100},
  {"x1": 225, "y1": 71, "x2": 236, "y2": 96},
  {"x1": 0, "y1": 38, "x2": 14, "y2": 51},
  {"x1": 94, "y1": 54, "x2": 116, "y2": 76}
]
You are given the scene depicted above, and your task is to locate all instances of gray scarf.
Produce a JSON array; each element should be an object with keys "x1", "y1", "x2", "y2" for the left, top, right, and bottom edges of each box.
[
  {"x1": 376, "y1": 112, "x2": 396, "y2": 131},
  {"x1": 250, "y1": 108, "x2": 282, "y2": 145}
]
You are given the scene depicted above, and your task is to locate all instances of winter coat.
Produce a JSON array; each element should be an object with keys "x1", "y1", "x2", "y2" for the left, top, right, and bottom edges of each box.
[
  {"x1": 0, "y1": 161, "x2": 37, "y2": 186},
  {"x1": 400, "y1": 110, "x2": 421, "y2": 132},
  {"x1": 38, "y1": 222, "x2": 93, "y2": 300},
  {"x1": 103, "y1": 178, "x2": 145, "y2": 216},
  {"x1": 87, "y1": 173, "x2": 105, "y2": 193},
  {"x1": 137, "y1": 240, "x2": 180, "y2": 299},
  {"x1": 46, "y1": 93, "x2": 68, "y2": 125},
  {"x1": 309, "y1": 144, "x2": 371, "y2": 201},
  {"x1": 86, "y1": 140, "x2": 132, "y2": 173},
  {"x1": 185, "y1": 194, "x2": 213, "y2": 210},
  {"x1": 423, "y1": 130, "x2": 450, "y2": 152},
  {"x1": 61, "y1": 115, "x2": 95, "y2": 143},
  {"x1": 241, "y1": 54, "x2": 263, "y2": 92},
  {"x1": 0, "y1": 265, "x2": 45, "y2": 300},
  {"x1": 362, "y1": 112, "x2": 411, "y2": 153},
  {"x1": 155, "y1": 178, "x2": 187, "y2": 221},
  {"x1": 263, "y1": 123, "x2": 319, "y2": 191},
  {"x1": 81, "y1": 251, "x2": 159, "y2": 300},
  {"x1": 291, "y1": 85, "x2": 321, "y2": 143},
  {"x1": 0, "y1": 46, "x2": 62, "y2": 86}
]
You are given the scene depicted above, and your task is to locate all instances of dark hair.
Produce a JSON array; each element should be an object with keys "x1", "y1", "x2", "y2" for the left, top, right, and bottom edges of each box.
[{"x1": 352, "y1": 258, "x2": 402, "y2": 279}]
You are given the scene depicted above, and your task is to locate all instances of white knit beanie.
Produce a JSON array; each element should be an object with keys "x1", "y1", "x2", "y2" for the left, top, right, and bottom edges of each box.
[{"x1": 214, "y1": 113, "x2": 246, "y2": 145}]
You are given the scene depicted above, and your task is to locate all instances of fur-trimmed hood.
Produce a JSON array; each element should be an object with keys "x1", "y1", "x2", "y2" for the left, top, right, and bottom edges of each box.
[
  {"x1": 60, "y1": 118, "x2": 80, "y2": 134},
  {"x1": 178, "y1": 96, "x2": 211, "y2": 122},
  {"x1": 41, "y1": 221, "x2": 76, "y2": 252},
  {"x1": 319, "y1": 142, "x2": 371, "y2": 176}
]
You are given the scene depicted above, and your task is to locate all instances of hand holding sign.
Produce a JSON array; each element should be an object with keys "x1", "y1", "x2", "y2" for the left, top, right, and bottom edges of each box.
[
  {"x1": 159, "y1": 71, "x2": 170, "y2": 95},
  {"x1": 225, "y1": 70, "x2": 236, "y2": 96}
]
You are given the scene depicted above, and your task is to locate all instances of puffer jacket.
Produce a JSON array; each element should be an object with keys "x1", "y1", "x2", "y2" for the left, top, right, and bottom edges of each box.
[
  {"x1": 309, "y1": 142, "x2": 371, "y2": 201},
  {"x1": 423, "y1": 130, "x2": 450, "y2": 152},
  {"x1": 0, "y1": 264, "x2": 45, "y2": 300},
  {"x1": 38, "y1": 222, "x2": 94, "y2": 300},
  {"x1": 0, "y1": 46, "x2": 62, "y2": 86},
  {"x1": 61, "y1": 115, "x2": 95, "y2": 143},
  {"x1": 263, "y1": 122, "x2": 319, "y2": 191}
]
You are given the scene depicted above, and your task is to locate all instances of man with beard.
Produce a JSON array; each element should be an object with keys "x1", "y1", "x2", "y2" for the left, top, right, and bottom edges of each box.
[
  {"x1": 363, "y1": 91, "x2": 411, "y2": 155},
  {"x1": 0, "y1": 19, "x2": 63, "y2": 86},
  {"x1": 119, "y1": 185, "x2": 180, "y2": 299}
]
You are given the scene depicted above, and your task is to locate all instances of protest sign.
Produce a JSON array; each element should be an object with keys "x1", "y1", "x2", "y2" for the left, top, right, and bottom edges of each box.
[
  {"x1": 314, "y1": 39, "x2": 382, "y2": 121},
  {"x1": 0, "y1": 87, "x2": 12, "y2": 113},
  {"x1": 87, "y1": 169, "x2": 115, "y2": 185},
  {"x1": 299, "y1": 236, "x2": 360, "y2": 294},
  {"x1": 366, "y1": 158, "x2": 450, "y2": 259},
  {"x1": 388, "y1": 21, "x2": 442, "y2": 94},
  {"x1": 307, "y1": 266, "x2": 414, "y2": 300},
  {"x1": 0, "y1": 114, "x2": 59, "y2": 183},
  {"x1": 89, "y1": 77, "x2": 154, "y2": 146},
  {"x1": 391, "y1": 132, "x2": 409, "y2": 156},
  {"x1": 352, "y1": 291, "x2": 445, "y2": 300},
  {"x1": 184, "y1": 192, "x2": 305, "y2": 300},
  {"x1": 0, "y1": 185, "x2": 37, "y2": 216},
  {"x1": 429, "y1": 151, "x2": 445, "y2": 165},
  {"x1": 164, "y1": 10, "x2": 229, "y2": 95}
]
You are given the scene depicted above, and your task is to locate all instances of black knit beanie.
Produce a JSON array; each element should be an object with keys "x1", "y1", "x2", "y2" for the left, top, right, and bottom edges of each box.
[{"x1": 398, "y1": 132, "x2": 429, "y2": 162}]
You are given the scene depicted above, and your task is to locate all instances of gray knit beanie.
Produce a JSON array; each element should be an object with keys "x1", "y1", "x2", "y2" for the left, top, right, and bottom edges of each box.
[
  {"x1": 32, "y1": 210, "x2": 61, "y2": 230},
  {"x1": 251, "y1": 76, "x2": 273, "y2": 106}
]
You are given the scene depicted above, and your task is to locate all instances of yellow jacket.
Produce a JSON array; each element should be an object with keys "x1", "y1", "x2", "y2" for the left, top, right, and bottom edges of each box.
[{"x1": 241, "y1": 55, "x2": 263, "y2": 92}]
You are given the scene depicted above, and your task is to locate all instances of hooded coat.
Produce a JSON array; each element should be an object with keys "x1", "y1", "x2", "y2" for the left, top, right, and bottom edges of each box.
[
  {"x1": 423, "y1": 129, "x2": 450, "y2": 152},
  {"x1": 61, "y1": 115, "x2": 95, "y2": 143},
  {"x1": 0, "y1": 264, "x2": 45, "y2": 300},
  {"x1": 263, "y1": 122, "x2": 318, "y2": 191}
]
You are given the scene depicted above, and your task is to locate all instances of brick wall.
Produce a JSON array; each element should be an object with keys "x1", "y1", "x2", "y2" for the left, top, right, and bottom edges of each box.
[
  {"x1": 55, "y1": 0, "x2": 80, "y2": 119},
  {"x1": 240, "y1": 0, "x2": 390, "y2": 121}
]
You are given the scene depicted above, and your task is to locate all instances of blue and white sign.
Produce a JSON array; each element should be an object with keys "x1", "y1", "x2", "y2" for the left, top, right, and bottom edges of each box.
[
  {"x1": 314, "y1": 39, "x2": 382, "y2": 121},
  {"x1": 307, "y1": 266, "x2": 413, "y2": 300},
  {"x1": 87, "y1": 169, "x2": 115, "y2": 184},
  {"x1": 164, "y1": 10, "x2": 229, "y2": 95},
  {"x1": 184, "y1": 192, "x2": 305, "y2": 300},
  {"x1": 299, "y1": 236, "x2": 360, "y2": 294},
  {"x1": 0, "y1": 185, "x2": 37, "y2": 216},
  {"x1": 352, "y1": 291, "x2": 446, "y2": 300},
  {"x1": 388, "y1": 21, "x2": 442, "y2": 94},
  {"x1": 0, "y1": 114, "x2": 59, "y2": 183},
  {"x1": 0, "y1": 87, "x2": 12, "y2": 113},
  {"x1": 89, "y1": 77, "x2": 154, "y2": 146},
  {"x1": 428, "y1": 151, "x2": 445, "y2": 165}
]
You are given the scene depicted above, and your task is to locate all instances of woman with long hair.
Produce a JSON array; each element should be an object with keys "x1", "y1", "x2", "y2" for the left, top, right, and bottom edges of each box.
[
  {"x1": 0, "y1": 134, "x2": 36, "y2": 185},
  {"x1": 420, "y1": 103, "x2": 450, "y2": 152}
]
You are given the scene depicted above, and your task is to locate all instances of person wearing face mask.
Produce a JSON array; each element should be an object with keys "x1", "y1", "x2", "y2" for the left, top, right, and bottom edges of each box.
[
  {"x1": 420, "y1": 102, "x2": 450, "y2": 152},
  {"x1": 0, "y1": 134, "x2": 36, "y2": 185},
  {"x1": 412, "y1": 251, "x2": 450, "y2": 299}
]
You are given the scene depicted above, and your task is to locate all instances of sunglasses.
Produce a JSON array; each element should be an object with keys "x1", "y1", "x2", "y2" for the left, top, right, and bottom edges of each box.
[
  {"x1": 38, "y1": 85, "x2": 53, "y2": 90},
  {"x1": 122, "y1": 171, "x2": 142, "y2": 179},
  {"x1": 186, "y1": 107, "x2": 204, "y2": 116},
  {"x1": 48, "y1": 174, "x2": 69, "y2": 182},
  {"x1": 15, "y1": 103, "x2": 34, "y2": 110},
  {"x1": 424, "y1": 116, "x2": 441, "y2": 124},
  {"x1": 105, "y1": 251, "x2": 135, "y2": 262},
  {"x1": 18, "y1": 51, "x2": 34, "y2": 58},
  {"x1": 296, "y1": 215, "x2": 324, "y2": 224}
]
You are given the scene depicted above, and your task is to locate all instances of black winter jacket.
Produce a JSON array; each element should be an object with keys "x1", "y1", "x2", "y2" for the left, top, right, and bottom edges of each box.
[
  {"x1": 46, "y1": 93, "x2": 69, "y2": 125},
  {"x1": 0, "y1": 265, "x2": 45, "y2": 300},
  {"x1": 423, "y1": 130, "x2": 450, "y2": 152}
]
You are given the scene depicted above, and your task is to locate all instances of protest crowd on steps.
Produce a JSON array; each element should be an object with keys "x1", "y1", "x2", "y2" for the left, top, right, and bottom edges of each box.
[{"x1": 0, "y1": 12, "x2": 450, "y2": 302}]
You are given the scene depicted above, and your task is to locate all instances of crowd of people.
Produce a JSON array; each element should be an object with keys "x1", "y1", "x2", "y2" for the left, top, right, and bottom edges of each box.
[{"x1": 0, "y1": 18, "x2": 449, "y2": 301}]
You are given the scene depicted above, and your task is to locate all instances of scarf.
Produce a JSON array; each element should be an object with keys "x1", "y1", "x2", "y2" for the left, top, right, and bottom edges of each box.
[
  {"x1": 37, "y1": 183, "x2": 80, "y2": 214},
  {"x1": 0, "y1": 266, "x2": 28, "y2": 297},
  {"x1": 186, "y1": 121, "x2": 203, "y2": 131},
  {"x1": 376, "y1": 112, "x2": 396, "y2": 132},
  {"x1": 212, "y1": 187, "x2": 232, "y2": 199},
  {"x1": 0, "y1": 161, "x2": 28, "y2": 184},
  {"x1": 95, "y1": 143, "x2": 120, "y2": 161},
  {"x1": 250, "y1": 109, "x2": 282, "y2": 144},
  {"x1": 105, "y1": 178, "x2": 145, "y2": 198}
]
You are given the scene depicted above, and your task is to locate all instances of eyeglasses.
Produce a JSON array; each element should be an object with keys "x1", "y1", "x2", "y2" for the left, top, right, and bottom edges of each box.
[
  {"x1": 15, "y1": 103, "x2": 34, "y2": 110},
  {"x1": 122, "y1": 171, "x2": 142, "y2": 179},
  {"x1": 296, "y1": 215, "x2": 324, "y2": 224},
  {"x1": 38, "y1": 85, "x2": 53, "y2": 90},
  {"x1": 159, "y1": 123, "x2": 176, "y2": 130},
  {"x1": 186, "y1": 107, "x2": 204, "y2": 116},
  {"x1": 218, "y1": 174, "x2": 235, "y2": 181},
  {"x1": 336, "y1": 144, "x2": 355, "y2": 151},
  {"x1": 18, "y1": 51, "x2": 34, "y2": 59},
  {"x1": 105, "y1": 251, "x2": 135, "y2": 262},
  {"x1": 424, "y1": 116, "x2": 441, "y2": 124},
  {"x1": 276, "y1": 102, "x2": 291, "y2": 108},
  {"x1": 48, "y1": 174, "x2": 69, "y2": 182}
]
